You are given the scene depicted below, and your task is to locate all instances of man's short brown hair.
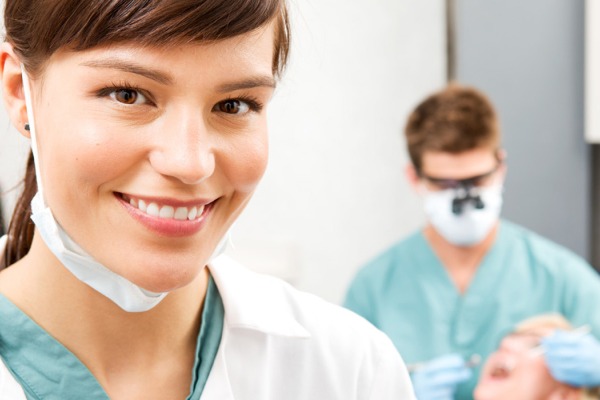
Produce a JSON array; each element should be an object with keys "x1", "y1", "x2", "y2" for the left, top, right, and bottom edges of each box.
[{"x1": 405, "y1": 84, "x2": 500, "y2": 171}]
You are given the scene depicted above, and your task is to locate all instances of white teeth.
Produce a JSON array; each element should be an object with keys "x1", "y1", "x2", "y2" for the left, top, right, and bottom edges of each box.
[
  {"x1": 146, "y1": 202, "x2": 159, "y2": 217},
  {"x1": 159, "y1": 205, "x2": 174, "y2": 219},
  {"x1": 139, "y1": 200, "x2": 147, "y2": 213},
  {"x1": 174, "y1": 207, "x2": 188, "y2": 220},
  {"x1": 128, "y1": 196, "x2": 206, "y2": 221}
]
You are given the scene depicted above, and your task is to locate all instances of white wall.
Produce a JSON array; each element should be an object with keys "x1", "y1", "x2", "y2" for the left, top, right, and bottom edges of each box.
[
  {"x1": 586, "y1": 0, "x2": 600, "y2": 143},
  {"x1": 227, "y1": 0, "x2": 446, "y2": 303},
  {"x1": 0, "y1": 0, "x2": 446, "y2": 304},
  {"x1": 455, "y1": 0, "x2": 590, "y2": 261}
]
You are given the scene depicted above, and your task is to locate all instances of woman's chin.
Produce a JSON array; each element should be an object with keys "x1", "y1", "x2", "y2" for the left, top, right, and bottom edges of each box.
[
  {"x1": 124, "y1": 264, "x2": 206, "y2": 294},
  {"x1": 474, "y1": 382, "x2": 505, "y2": 400}
]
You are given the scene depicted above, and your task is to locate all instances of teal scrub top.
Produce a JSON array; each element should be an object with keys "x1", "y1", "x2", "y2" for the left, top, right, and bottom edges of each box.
[
  {"x1": 344, "y1": 220, "x2": 600, "y2": 400},
  {"x1": 0, "y1": 275, "x2": 224, "y2": 400}
]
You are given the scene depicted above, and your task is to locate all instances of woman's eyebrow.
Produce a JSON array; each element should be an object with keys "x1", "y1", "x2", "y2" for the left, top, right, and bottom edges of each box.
[
  {"x1": 216, "y1": 76, "x2": 276, "y2": 92},
  {"x1": 80, "y1": 59, "x2": 275, "y2": 91},
  {"x1": 80, "y1": 59, "x2": 173, "y2": 85}
]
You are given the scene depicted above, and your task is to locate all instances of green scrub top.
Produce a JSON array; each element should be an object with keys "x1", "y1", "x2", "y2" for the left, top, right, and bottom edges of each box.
[
  {"x1": 344, "y1": 220, "x2": 600, "y2": 400},
  {"x1": 0, "y1": 275, "x2": 224, "y2": 400}
]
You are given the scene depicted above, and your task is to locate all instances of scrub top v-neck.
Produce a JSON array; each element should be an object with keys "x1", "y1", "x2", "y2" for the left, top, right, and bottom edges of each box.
[{"x1": 0, "y1": 275, "x2": 224, "y2": 400}]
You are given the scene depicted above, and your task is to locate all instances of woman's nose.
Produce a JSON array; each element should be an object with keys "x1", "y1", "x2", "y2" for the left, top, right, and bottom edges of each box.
[
  {"x1": 499, "y1": 336, "x2": 537, "y2": 354},
  {"x1": 148, "y1": 111, "x2": 216, "y2": 185}
]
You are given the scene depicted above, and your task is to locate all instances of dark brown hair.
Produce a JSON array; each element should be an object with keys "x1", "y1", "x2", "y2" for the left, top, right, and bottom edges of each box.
[
  {"x1": 1, "y1": 0, "x2": 290, "y2": 268},
  {"x1": 405, "y1": 83, "x2": 500, "y2": 172}
]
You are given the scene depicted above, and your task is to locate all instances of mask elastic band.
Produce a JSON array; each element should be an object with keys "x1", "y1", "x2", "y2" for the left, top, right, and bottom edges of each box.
[{"x1": 21, "y1": 65, "x2": 45, "y2": 203}]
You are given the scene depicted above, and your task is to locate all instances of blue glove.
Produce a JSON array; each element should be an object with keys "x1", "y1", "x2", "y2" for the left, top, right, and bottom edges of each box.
[
  {"x1": 541, "y1": 330, "x2": 600, "y2": 387},
  {"x1": 411, "y1": 354, "x2": 472, "y2": 400}
]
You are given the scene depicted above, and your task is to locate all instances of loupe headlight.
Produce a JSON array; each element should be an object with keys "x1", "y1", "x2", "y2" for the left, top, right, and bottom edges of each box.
[
  {"x1": 451, "y1": 188, "x2": 486, "y2": 215},
  {"x1": 418, "y1": 165, "x2": 501, "y2": 216}
]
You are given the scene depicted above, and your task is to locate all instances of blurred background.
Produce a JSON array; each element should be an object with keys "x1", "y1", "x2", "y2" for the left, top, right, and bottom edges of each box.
[{"x1": 0, "y1": 0, "x2": 597, "y2": 304}]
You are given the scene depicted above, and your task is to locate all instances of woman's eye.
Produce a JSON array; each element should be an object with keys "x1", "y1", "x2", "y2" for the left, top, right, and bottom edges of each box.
[
  {"x1": 109, "y1": 89, "x2": 146, "y2": 105},
  {"x1": 216, "y1": 99, "x2": 250, "y2": 115}
]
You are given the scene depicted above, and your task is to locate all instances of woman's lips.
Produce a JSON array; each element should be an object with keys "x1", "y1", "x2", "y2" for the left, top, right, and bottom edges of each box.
[
  {"x1": 122, "y1": 193, "x2": 206, "y2": 221},
  {"x1": 481, "y1": 359, "x2": 515, "y2": 384},
  {"x1": 490, "y1": 364, "x2": 512, "y2": 379},
  {"x1": 479, "y1": 354, "x2": 516, "y2": 385},
  {"x1": 115, "y1": 192, "x2": 214, "y2": 237}
]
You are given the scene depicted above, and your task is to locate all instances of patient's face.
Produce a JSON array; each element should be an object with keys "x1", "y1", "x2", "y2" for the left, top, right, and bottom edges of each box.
[{"x1": 474, "y1": 328, "x2": 571, "y2": 400}]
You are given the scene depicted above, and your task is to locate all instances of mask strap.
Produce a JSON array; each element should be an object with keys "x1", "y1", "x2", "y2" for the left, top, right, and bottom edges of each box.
[{"x1": 21, "y1": 64, "x2": 45, "y2": 204}]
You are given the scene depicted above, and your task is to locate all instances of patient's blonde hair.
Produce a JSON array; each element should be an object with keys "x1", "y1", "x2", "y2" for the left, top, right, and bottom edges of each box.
[{"x1": 515, "y1": 313, "x2": 572, "y2": 333}]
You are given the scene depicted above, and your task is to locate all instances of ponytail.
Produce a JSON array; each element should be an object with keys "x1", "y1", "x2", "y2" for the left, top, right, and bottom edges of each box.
[{"x1": 0, "y1": 150, "x2": 36, "y2": 269}]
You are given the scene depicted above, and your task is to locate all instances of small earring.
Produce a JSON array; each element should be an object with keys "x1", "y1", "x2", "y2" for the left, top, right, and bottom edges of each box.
[{"x1": 24, "y1": 123, "x2": 30, "y2": 131}]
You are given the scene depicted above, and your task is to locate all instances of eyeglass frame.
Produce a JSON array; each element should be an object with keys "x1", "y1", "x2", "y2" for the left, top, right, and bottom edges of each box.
[{"x1": 417, "y1": 160, "x2": 504, "y2": 191}]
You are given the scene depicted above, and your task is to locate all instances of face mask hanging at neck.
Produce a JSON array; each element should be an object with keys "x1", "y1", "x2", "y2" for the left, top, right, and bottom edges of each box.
[
  {"x1": 21, "y1": 66, "x2": 227, "y2": 312},
  {"x1": 423, "y1": 185, "x2": 503, "y2": 247}
]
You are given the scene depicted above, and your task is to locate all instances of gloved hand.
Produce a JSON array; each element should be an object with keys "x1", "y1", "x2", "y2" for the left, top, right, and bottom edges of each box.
[
  {"x1": 410, "y1": 354, "x2": 471, "y2": 400},
  {"x1": 541, "y1": 330, "x2": 600, "y2": 387}
]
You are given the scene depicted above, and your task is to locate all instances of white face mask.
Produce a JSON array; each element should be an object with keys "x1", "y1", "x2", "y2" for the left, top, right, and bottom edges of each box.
[
  {"x1": 21, "y1": 67, "x2": 226, "y2": 312},
  {"x1": 423, "y1": 185, "x2": 503, "y2": 247}
]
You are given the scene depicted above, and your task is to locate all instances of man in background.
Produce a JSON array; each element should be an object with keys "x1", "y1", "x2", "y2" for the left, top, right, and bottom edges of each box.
[{"x1": 345, "y1": 84, "x2": 600, "y2": 400}]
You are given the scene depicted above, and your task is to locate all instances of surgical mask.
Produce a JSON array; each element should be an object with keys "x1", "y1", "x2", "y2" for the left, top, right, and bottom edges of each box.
[
  {"x1": 423, "y1": 185, "x2": 503, "y2": 247},
  {"x1": 21, "y1": 67, "x2": 227, "y2": 312}
]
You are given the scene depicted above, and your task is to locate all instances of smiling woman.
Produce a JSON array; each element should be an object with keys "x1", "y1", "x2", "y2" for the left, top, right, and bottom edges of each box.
[{"x1": 0, "y1": 1, "x2": 414, "y2": 399}]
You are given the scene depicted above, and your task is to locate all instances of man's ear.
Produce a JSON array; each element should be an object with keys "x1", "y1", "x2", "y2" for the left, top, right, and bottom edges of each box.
[
  {"x1": 405, "y1": 163, "x2": 421, "y2": 190},
  {"x1": 496, "y1": 148, "x2": 508, "y2": 183},
  {"x1": 0, "y1": 42, "x2": 30, "y2": 138},
  {"x1": 496, "y1": 148, "x2": 507, "y2": 162}
]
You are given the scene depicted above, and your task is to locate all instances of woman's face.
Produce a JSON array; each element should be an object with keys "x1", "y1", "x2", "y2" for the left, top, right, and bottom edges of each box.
[
  {"x1": 474, "y1": 328, "x2": 577, "y2": 400},
  {"x1": 27, "y1": 24, "x2": 276, "y2": 292}
]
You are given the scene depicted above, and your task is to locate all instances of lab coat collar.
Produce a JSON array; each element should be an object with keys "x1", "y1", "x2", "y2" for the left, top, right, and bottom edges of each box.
[{"x1": 207, "y1": 255, "x2": 311, "y2": 338}]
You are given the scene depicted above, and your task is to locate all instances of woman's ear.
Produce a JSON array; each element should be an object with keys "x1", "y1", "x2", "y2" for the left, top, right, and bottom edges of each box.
[
  {"x1": 0, "y1": 42, "x2": 30, "y2": 138},
  {"x1": 547, "y1": 386, "x2": 582, "y2": 400}
]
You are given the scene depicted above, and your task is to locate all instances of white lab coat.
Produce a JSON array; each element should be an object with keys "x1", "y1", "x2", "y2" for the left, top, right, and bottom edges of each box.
[
  {"x1": 202, "y1": 255, "x2": 415, "y2": 399},
  {"x1": 0, "y1": 254, "x2": 416, "y2": 399}
]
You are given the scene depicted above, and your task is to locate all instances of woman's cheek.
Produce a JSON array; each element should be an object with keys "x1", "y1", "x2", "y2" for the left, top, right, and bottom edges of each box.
[
  {"x1": 72, "y1": 121, "x2": 147, "y2": 184},
  {"x1": 227, "y1": 131, "x2": 269, "y2": 192}
]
